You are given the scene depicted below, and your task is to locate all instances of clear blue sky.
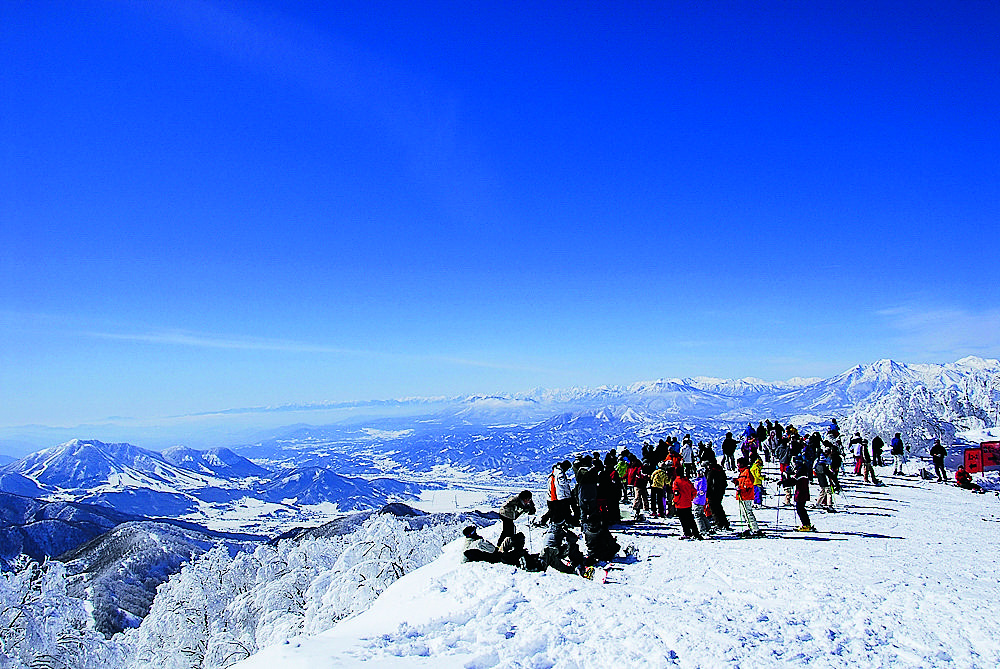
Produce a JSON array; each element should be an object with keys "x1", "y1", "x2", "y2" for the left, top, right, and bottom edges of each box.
[{"x1": 2, "y1": 0, "x2": 998, "y2": 427}]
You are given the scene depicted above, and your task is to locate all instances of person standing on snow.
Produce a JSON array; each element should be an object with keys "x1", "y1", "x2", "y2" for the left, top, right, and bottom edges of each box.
[
  {"x1": 706, "y1": 456, "x2": 731, "y2": 531},
  {"x1": 631, "y1": 463, "x2": 650, "y2": 520},
  {"x1": 891, "y1": 433, "x2": 908, "y2": 475},
  {"x1": 793, "y1": 458, "x2": 816, "y2": 531},
  {"x1": 540, "y1": 460, "x2": 574, "y2": 525},
  {"x1": 814, "y1": 451, "x2": 834, "y2": 510},
  {"x1": 750, "y1": 455, "x2": 765, "y2": 506},
  {"x1": 722, "y1": 432, "x2": 739, "y2": 471},
  {"x1": 861, "y1": 438, "x2": 881, "y2": 485},
  {"x1": 930, "y1": 439, "x2": 948, "y2": 482},
  {"x1": 851, "y1": 432, "x2": 865, "y2": 475},
  {"x1": 824, "y1": 441, "x2": 843, "y2": 494},
  {"x1": 672, "y1": 468, "x2": 703, "y2": 539},
  {"x1": 735, "y1": 457, "x2": 763, "y2": 537},
  {"x1": 680, "y1": 435, "x2": 696, "y2": 478},
  {"x1": 827, "y1": 418, "x2": 841, "y2": 441},
  {"x1": 650, "y1": 461, "x2": 668, "y2": 518},
  {"x1": 692, "y1": 466, "x2": 712, "y2": 536},
  {"x1": 871, "y1": 434, "x2": 886, "y2": 467}
]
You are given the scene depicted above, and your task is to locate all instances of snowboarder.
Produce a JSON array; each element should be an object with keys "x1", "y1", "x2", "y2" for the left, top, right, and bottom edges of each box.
[
  {"x1": 955, "y1": 465, "x2": 986, "y2": 493},
  {"x1": 930, "y1": 439, "x2": 948, "y2": 482},
  {"x1": 541, "y1": 521, "x2": 586, "y2": 574}
]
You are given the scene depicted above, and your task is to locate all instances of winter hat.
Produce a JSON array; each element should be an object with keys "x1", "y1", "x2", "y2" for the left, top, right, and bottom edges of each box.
[{"x1": 462, "y1": 526, "x2": 478, "y2": 538}]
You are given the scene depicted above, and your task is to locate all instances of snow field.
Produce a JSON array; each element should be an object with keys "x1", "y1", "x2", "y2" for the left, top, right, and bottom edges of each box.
[{"x1": 236, "y1": 469, "x2": 1000, "y2": 669}]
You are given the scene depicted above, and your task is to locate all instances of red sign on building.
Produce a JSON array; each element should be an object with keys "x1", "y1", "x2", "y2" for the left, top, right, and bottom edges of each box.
[
  {"x1": 966, "y1": 442, "x2": 1000, "y2": 474},
  {"x1": 981, "y1": 441, "x2": 1000, "y2": 472}
]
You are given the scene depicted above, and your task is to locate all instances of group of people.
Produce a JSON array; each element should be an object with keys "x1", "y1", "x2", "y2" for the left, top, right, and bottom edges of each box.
[{"x1": 461, "y1": 419, "x2": 990, "y2": 575}]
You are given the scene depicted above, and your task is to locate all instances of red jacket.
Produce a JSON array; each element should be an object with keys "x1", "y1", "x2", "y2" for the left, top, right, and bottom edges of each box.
[
  {"x1": 737, "y1": 468, "x2": 755, "y2": 501},
  {"x1": 672, "y1": 476, "x2": 696, "y2": 509}
]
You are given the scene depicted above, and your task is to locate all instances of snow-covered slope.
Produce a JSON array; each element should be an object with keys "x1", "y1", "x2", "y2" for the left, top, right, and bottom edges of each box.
[{"x1": 232, "y1": 470, "x2": 1000, "y2": 669}]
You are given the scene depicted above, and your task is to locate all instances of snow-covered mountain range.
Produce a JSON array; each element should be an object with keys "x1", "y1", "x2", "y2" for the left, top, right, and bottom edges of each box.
[
  {"x1": 0, "y1": 439, "x2": 420, "y2": 522},
  {"x1": 233, "y1": 356, "x2": 1000, "y2": 479},
  {"x1": 3, "y1": 357, "x2": 998, "y2": 513}
]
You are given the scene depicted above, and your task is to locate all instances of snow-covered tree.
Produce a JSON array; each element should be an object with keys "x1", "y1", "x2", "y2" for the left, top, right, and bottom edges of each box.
[
  {"x1": 117, "y1": 514, "x2": 466, "y2": 668},
  {"x1": 0, "y1": 561, "x2": 122, "y2": 669}
]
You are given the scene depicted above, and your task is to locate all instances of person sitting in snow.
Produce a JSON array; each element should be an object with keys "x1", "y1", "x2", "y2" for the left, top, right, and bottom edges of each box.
[
  {"x1": 460, "y1": 526, "x2": 496, "y2": 563},
  {"x1": 955, "y1": 465, "x2": 986, "y2": 493}
]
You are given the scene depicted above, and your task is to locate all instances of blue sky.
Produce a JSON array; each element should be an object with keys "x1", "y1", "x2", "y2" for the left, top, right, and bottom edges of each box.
[{"x1": 2, "y1": 0, "x2": 999, "y2": 428}]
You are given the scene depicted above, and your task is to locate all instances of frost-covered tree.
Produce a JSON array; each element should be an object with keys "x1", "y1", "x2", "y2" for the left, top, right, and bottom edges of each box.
[
  {"x1": 117, "y1": 514, "x2": 466, "y2": 668},
  {"x1": 0, "y1": 561, "x2": 122, "y2": 669}
]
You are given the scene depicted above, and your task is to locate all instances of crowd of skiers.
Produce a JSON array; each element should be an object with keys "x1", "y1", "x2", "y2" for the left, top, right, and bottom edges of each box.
[{"x1": 462, "y1": 418, "x2": 988, "y2": 575}]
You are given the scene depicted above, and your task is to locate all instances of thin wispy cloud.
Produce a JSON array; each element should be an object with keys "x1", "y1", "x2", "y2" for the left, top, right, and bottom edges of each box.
[
  {"x1": 82, "y1": 328, "x2": 556, "y2": 374},
  {"x1": 877, "y1": 306, "x2": 1000, "y2": 360},
  {"x1": 83, "y1": 329, "x2": 365, "y2": 355}
]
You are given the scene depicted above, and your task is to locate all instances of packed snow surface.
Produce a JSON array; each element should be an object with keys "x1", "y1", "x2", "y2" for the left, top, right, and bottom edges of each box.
[{"x1": 235, "y1": 465, "x2": 1000, "y2": 669}]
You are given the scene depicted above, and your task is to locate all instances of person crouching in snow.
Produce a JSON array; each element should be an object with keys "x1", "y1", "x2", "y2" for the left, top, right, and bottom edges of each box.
[
  {"x1": 955, "y1": 465, "x2": 986, "y2": 493},
  {"x1": 672, "y1": 469, "x2": 703, "y2": 539},
  {"x1": 498, "y1": 490, "x2": 535, "y2": 545},
  {"x1": 541, "y1": 521, "x2": 587, "y2": 574},
  {"x1": 735, "y1": 458, "x2": 762, "y2": 537}
]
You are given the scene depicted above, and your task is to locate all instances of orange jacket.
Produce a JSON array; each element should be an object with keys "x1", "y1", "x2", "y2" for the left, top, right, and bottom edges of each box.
[{"x1": 737, "y1": 468, "x2": 755, "y2": 501}]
